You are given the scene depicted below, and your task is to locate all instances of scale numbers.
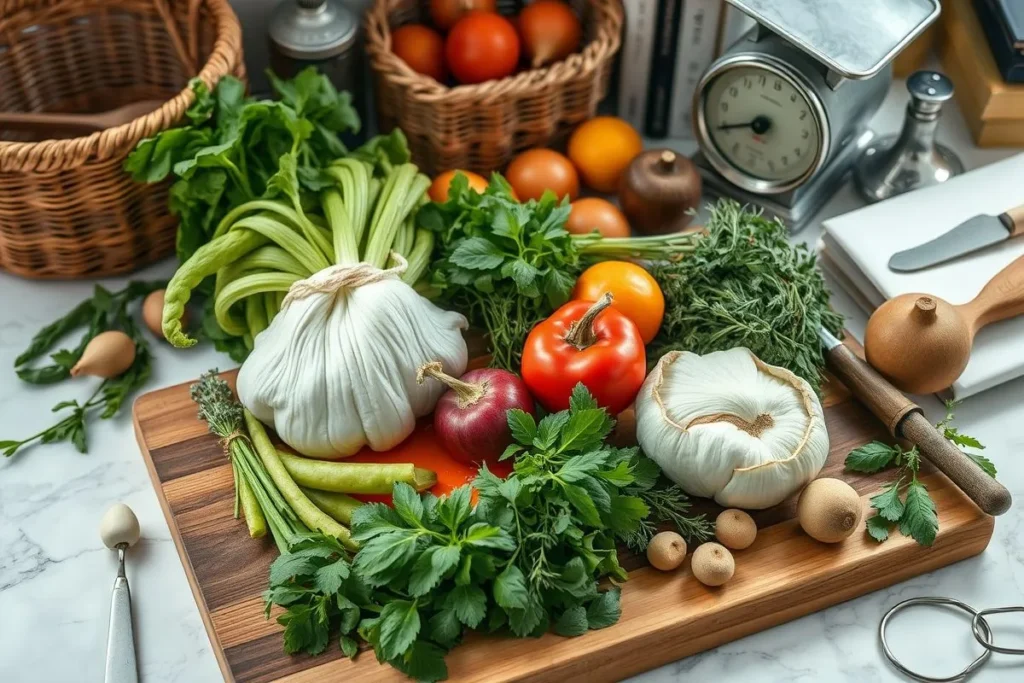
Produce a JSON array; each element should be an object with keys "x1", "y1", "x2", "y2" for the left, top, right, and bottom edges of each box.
[{"x1": 702, "y1": 65, "x2": 821, "y2": 183}]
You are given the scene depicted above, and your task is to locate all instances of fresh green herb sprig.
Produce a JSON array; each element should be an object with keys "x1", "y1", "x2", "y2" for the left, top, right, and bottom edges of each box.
[
  {"x1": 845, "y1": 401, "x2": 993, "y2": 546},
  {"x1": 621, "y1": 456, "x2": 713, "y2": 552},
  {"x1": 2, "y1": 281, "x2": 163, "y2": 458},
  {"x1": 418, "y1": 175, "x2": 699, "y2": 370},
  {"x1": 649, "y1": 200, "x2": 843, "y2": 393},
  {"x1": 264, "y1": 385, "x2": 675, "y2": 681}
]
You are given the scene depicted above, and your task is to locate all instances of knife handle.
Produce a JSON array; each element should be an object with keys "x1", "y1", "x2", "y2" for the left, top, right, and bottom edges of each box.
[
  {"x1": 1001, "y1": 204, "x2": 1024, "y2": 237},
  {"x1": 957, "y1": 254, "x2": 1024, "y2": 331},
  {"x1": 825, "y1": 342, "x2": 1012, "y2": 517}
]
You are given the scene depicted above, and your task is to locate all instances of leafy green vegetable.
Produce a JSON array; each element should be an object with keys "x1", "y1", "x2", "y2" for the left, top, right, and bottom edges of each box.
[
  {"x1": 845, "y1": 401, "x2": 992, "y2": 546},
  {"x1": 2, "y1": 282, "x2": 163, "y2": 458},
  {"x1": 649, "y1": 200, "x2": 843, "y2": 393},
  {"x1": 126, "y1": 68, "x2": 361, "y2": 270},
  {"x1": 263, "y1": 385, "x2": 690, "y2": 680},
  {"x1": 418, "y1": 175, "x2": 699, "y2": 370}
]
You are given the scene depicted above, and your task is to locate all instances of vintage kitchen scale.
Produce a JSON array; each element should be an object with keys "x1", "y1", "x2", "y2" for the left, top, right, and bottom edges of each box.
[{"x1": 693, "y1": 0, "x2": 941, "y2": 230}]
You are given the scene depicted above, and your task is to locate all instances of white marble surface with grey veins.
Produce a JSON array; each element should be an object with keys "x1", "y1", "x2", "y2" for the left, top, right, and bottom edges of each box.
[{"x1": 1, "y1": 78, "x2": 1022, "y2": 682}]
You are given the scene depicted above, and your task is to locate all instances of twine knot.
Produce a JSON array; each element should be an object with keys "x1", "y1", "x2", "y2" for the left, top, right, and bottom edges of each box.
[
  {"x1": 282, "y1": 253, "x2": 408, "y2": 308},
  {"x1": 220, "y1": 430, "x2": 250, "y2": 455}
]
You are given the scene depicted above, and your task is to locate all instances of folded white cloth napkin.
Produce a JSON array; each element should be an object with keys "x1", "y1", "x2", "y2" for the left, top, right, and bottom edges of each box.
[{"x1": 820, "y1": 153, "x2": 1024, "y2": 399}]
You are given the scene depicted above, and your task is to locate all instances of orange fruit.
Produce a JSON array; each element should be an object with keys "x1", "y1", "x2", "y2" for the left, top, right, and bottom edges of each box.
[
  {"x1": 505, "y1": 148, "x2": 580, "y2": 202},
  {"x1": 429, "y1": 169, "x2": 489, "y2": 203},
  {"x1": 572, "y1": 261, "x2": 664, "y2": 344},
  {"x1": 568, "y1": 117, "x2": 643, "y2": 193}
]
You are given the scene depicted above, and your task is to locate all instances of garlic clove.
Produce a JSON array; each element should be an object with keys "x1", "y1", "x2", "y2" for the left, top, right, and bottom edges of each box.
[
  {"x1": 100, "y1": 503, "x2": 141, "y2": 549},
  {"x1": 70, "y1": 330, "x2": 136, "y2": 379}
]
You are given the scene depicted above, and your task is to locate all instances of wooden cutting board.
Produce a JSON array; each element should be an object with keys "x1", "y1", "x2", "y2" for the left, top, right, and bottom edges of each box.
[{"x1": 133, "y1": 351, "x2": 994, "y2": 683}]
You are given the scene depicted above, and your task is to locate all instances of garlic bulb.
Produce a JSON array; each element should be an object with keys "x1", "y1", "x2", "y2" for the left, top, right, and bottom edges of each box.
[
  {"x1": 237, "y1": 258, "x2": 468, "y2": 458},
  {"x1": 635, "y1": 348, "x2": 829, "y2": 509}
]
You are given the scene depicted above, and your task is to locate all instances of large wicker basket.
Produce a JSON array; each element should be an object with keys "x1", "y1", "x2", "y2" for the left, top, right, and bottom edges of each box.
[
  {"x1": 365, "y1": 0, "x2": 623, "y2": 176},
  {"x1": 0, "y1": 0, "x2": 245, "y2": 279}
]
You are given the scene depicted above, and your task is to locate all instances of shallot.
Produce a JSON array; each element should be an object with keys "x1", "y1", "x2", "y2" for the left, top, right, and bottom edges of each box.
[{"x1": 71, "y1": 330, "x2": 136, "y2": 378}]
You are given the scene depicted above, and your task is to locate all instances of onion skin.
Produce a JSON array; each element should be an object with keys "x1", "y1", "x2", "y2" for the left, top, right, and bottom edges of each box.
[
  {"x1": 419, "y1": 363, "x2": 535, "y2": 466},
  {"x1": 518, "y1": 0, "x2": 582, "y2": 68}
]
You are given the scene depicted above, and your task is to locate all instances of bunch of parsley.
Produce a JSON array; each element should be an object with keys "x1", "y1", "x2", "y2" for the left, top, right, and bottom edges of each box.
[
  {"x1": 2, "y1": 281, "x2": 163, "y2": 458},
  {"x1": 417, "y1": 176, "x2": 698, "y2": 370},
  {"x1": 264, "y1": 385, "x2": 691, "y2": 681},
  {"x1": 845, "y1": 401, "x2": 995, "y2": 546}
]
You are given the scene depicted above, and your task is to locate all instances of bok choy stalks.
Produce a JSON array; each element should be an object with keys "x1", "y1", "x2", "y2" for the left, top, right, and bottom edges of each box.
[{"x1": 160, "y1": 133, "x2": 431, "y2": 359}]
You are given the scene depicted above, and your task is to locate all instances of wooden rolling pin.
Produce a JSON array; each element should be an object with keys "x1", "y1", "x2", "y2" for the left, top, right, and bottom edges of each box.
[{"x1": 820, "y1": 328, "x2": 1011, "y2": 516}]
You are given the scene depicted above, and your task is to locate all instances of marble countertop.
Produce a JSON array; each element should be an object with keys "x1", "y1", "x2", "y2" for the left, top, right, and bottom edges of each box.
[{"x1": 1, "y1": 78, "x2": 1022, "y2": 683}]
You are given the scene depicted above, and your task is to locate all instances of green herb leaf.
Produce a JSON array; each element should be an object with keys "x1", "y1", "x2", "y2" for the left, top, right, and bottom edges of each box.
[
  {"x1": 535, "y1": 412, "x2": 571, "y2": 450},
  {"x1": 445, "y1": 585, "x2": 487, "y2": 628},
  {"x1": 967, "y1": 453, "x2": 997, "y2": 478},
  {"x1": 845, "y1": 441, "x2": 900, "y2": 473},
  {"x1": 507, "y1": 409, "x2": 538, "y2": 445},
  {"x1": 900, "y1": 481, "x2": 938, "y2": 547},
  {"x1": 449, "y1": 237, "x2": 507, "y2": 270},
  {"x1": 563, "y1": 483, "x2": 604, "y2": 528},
  {"x1": 378, "y1": 600, "x2": 421, "y2": 661},
  {"x1": 408, "y1": 545, "x2": 461, "y2": 597},
  {"x1": 391, "y1": 482, "x2": 425, "y2": 526},
  {"x1": 390, "y1": 640, "x2": 449, "y2": 683},
  {"x1": 428, "y1": 608, "x2": 463, "y2": 647},
  {"x1": 553, "y1": 605, "x2": 589, "y2": 637},
  {"x1": 865, "y1": 514, "x2": 892, "y2": 543},
  {"x1": 870, "y1": 481, "x2": 905, "y2": 523},
  {"x1": 585, "y1": 588, "x2": 621, "y2": 629},
  {"x1": 340, "y1": 635, "x2": 359, "y2": 658},
  {"x1": 493, "y1": 565, "x2": 529, "y2": 610},
  {"x1": 313, "y1": 558, "x2": 351, "y2": 594},
  {"x1": 559, "y1": 408, "x2": 614, "y2": 454}
]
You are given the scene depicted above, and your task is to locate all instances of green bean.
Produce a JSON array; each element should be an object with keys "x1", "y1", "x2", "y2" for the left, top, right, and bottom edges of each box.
[
  {"x1": 402, "y1": 228, "x2": 434, "y2": 286},
  {"x1": 277, "y1": 450, "x2": 437, "y2": 494},
  {"x1": 162, "y1": 228, "x2": 268, "y2": 348},
  {"x1": 244, "y1": 411, "x2": 355, "y2": 549},
  {"x1": 301, "y1": 487, "x2": 362, "y2": 525},
  {"x1": 237, "y1": 473, "x2": 267, "y2": 538},
  {"x1": 215, "y1": 272, "x2": 301, "y2": 337}
]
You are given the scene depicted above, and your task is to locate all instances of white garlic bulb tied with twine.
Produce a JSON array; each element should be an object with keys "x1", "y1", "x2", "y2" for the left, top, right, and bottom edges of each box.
[
  {"x1": 635, "y1": 347, "x2": 829, "y2": 510},
  {"x1": 237, "y1": 255, "x2": 468, "y2": 459}
]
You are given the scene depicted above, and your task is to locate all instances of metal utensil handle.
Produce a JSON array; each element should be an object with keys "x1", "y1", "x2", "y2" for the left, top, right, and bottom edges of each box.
[{"x1": 105, "y1": 547, "x2": 139, "y2": 683}]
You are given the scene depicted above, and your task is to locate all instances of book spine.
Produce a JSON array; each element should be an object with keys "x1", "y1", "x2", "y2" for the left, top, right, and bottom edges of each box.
[
  {"x1": 617, "y1": 0, "x2": 660, "y2": 130},
  {"x1": 715, "y1": 2, "x2": 756, "y2": 56},
  {"x1": 644, "y1": 0, "x2": 684, "y2": 138},
  {"x1": 668, "y1": 0, "x2": 722, "y2": 139}
]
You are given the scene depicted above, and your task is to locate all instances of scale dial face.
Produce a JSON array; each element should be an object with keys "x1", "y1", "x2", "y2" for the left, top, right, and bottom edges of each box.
[{"x1": 696, "y1": 58, "x2": 828, "y2": 194}]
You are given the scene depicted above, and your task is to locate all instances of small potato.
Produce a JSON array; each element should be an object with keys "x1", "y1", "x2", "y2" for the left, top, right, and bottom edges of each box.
[{"x1": 646, "y1": 531, "x2": 687, "y2": 571}]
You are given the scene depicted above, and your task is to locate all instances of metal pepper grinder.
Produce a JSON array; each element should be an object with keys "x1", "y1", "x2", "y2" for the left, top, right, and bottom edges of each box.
[
  {"x1": 854, "y1": 70, "x2": 964, "y2": 203},
  {"x1": 268, "y1": 0, "x2": 366, "y2": 141}
]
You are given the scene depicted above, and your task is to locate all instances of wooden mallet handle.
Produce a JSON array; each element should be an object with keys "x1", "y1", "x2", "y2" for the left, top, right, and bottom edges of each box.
[{"x1": 822, "y1": 332, "x2": 1011, "y2": 516}]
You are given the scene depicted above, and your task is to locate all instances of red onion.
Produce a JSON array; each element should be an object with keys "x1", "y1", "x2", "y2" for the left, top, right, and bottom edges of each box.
[{"x1": 417, "y1": 362, "x2": 535, "y2": 466}]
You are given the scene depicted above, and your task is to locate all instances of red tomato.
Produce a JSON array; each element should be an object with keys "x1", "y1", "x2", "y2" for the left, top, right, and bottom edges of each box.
[
  {"x1": 429, "y1": 0, "x2": 497, "y2": 31},
  {"x1": 445, "y1": 13, "x2": 520, "y2": 84},
  {"x1": 391, "y1": 24, "x2": 447, "y2": 82},
  {"x1": 505, "y1": 148, "x2": 579, "y2": 202}
]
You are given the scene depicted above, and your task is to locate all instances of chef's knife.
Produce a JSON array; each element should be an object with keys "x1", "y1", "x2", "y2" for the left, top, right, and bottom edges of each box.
[{"x1": 888, "y1": 203, "x2": 1024, "y2": 272}]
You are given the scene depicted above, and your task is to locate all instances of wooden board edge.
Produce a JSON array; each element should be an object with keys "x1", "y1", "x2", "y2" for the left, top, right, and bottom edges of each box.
[{"x1": 133, "y1": 408, "x2": 237, "y2": 683}]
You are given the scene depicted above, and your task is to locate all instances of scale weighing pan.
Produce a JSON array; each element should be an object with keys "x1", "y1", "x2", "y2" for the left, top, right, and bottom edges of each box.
[{"x1": 729, "y1": 0, "x2": 941, "y2": 79}]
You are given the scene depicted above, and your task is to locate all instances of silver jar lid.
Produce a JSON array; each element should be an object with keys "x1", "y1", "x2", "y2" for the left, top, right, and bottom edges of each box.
[{"x1": 269, "y1": 0, "x2": 358, "y2": 61}]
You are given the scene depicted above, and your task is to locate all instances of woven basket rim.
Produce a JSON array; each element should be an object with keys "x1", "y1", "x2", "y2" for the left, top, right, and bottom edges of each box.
[
  {"x1": 0, "y1": 0, "x2": 243, "y2": 173},
  {"x1": 364, "y1": 0, "x2": 624, "y2": 105}
]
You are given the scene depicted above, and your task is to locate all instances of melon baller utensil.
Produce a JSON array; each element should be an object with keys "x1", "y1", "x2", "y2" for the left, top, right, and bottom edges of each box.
[{"x1": 100, "y1": 503, "x2": 141, "y2": 683}]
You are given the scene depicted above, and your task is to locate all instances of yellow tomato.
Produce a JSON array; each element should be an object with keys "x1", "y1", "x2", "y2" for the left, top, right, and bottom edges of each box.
[
  {"x1": 572, "y1": 261, "x2": 664, "y2": 344},
  {"x1": 429, "y1": 170, "x2": 489, "y2": 203},
  {"x1": 568, "y1": 117, "x2": 643, "y2": 193}
]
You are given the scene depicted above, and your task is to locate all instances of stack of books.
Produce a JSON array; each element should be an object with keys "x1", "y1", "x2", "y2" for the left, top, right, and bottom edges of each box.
[
  {"x1": 940, "y1": 0, "x2": 1024, "y2": 146},
  {"x1": 617, "y1": 0, "x2": 755, "y2": 140}
]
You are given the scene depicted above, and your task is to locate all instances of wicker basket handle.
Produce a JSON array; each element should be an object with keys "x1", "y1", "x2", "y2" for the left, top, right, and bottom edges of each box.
[{"x1": 153, "y1": 0, "x2": 198, "y2": 75}]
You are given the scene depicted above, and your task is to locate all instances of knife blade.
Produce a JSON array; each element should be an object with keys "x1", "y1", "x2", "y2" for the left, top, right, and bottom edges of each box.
[{"x1": 888, "y1": 203, "x2": 1024, "y2": 272}]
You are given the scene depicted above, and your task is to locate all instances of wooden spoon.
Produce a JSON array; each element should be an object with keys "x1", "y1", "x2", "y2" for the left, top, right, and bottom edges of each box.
[
  {"x1": 865, "y1": 254, "x2": 1024, "y2": 394},
  {"x1": 0, "y1": 99, "x2": 165, "y2": 134}
]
